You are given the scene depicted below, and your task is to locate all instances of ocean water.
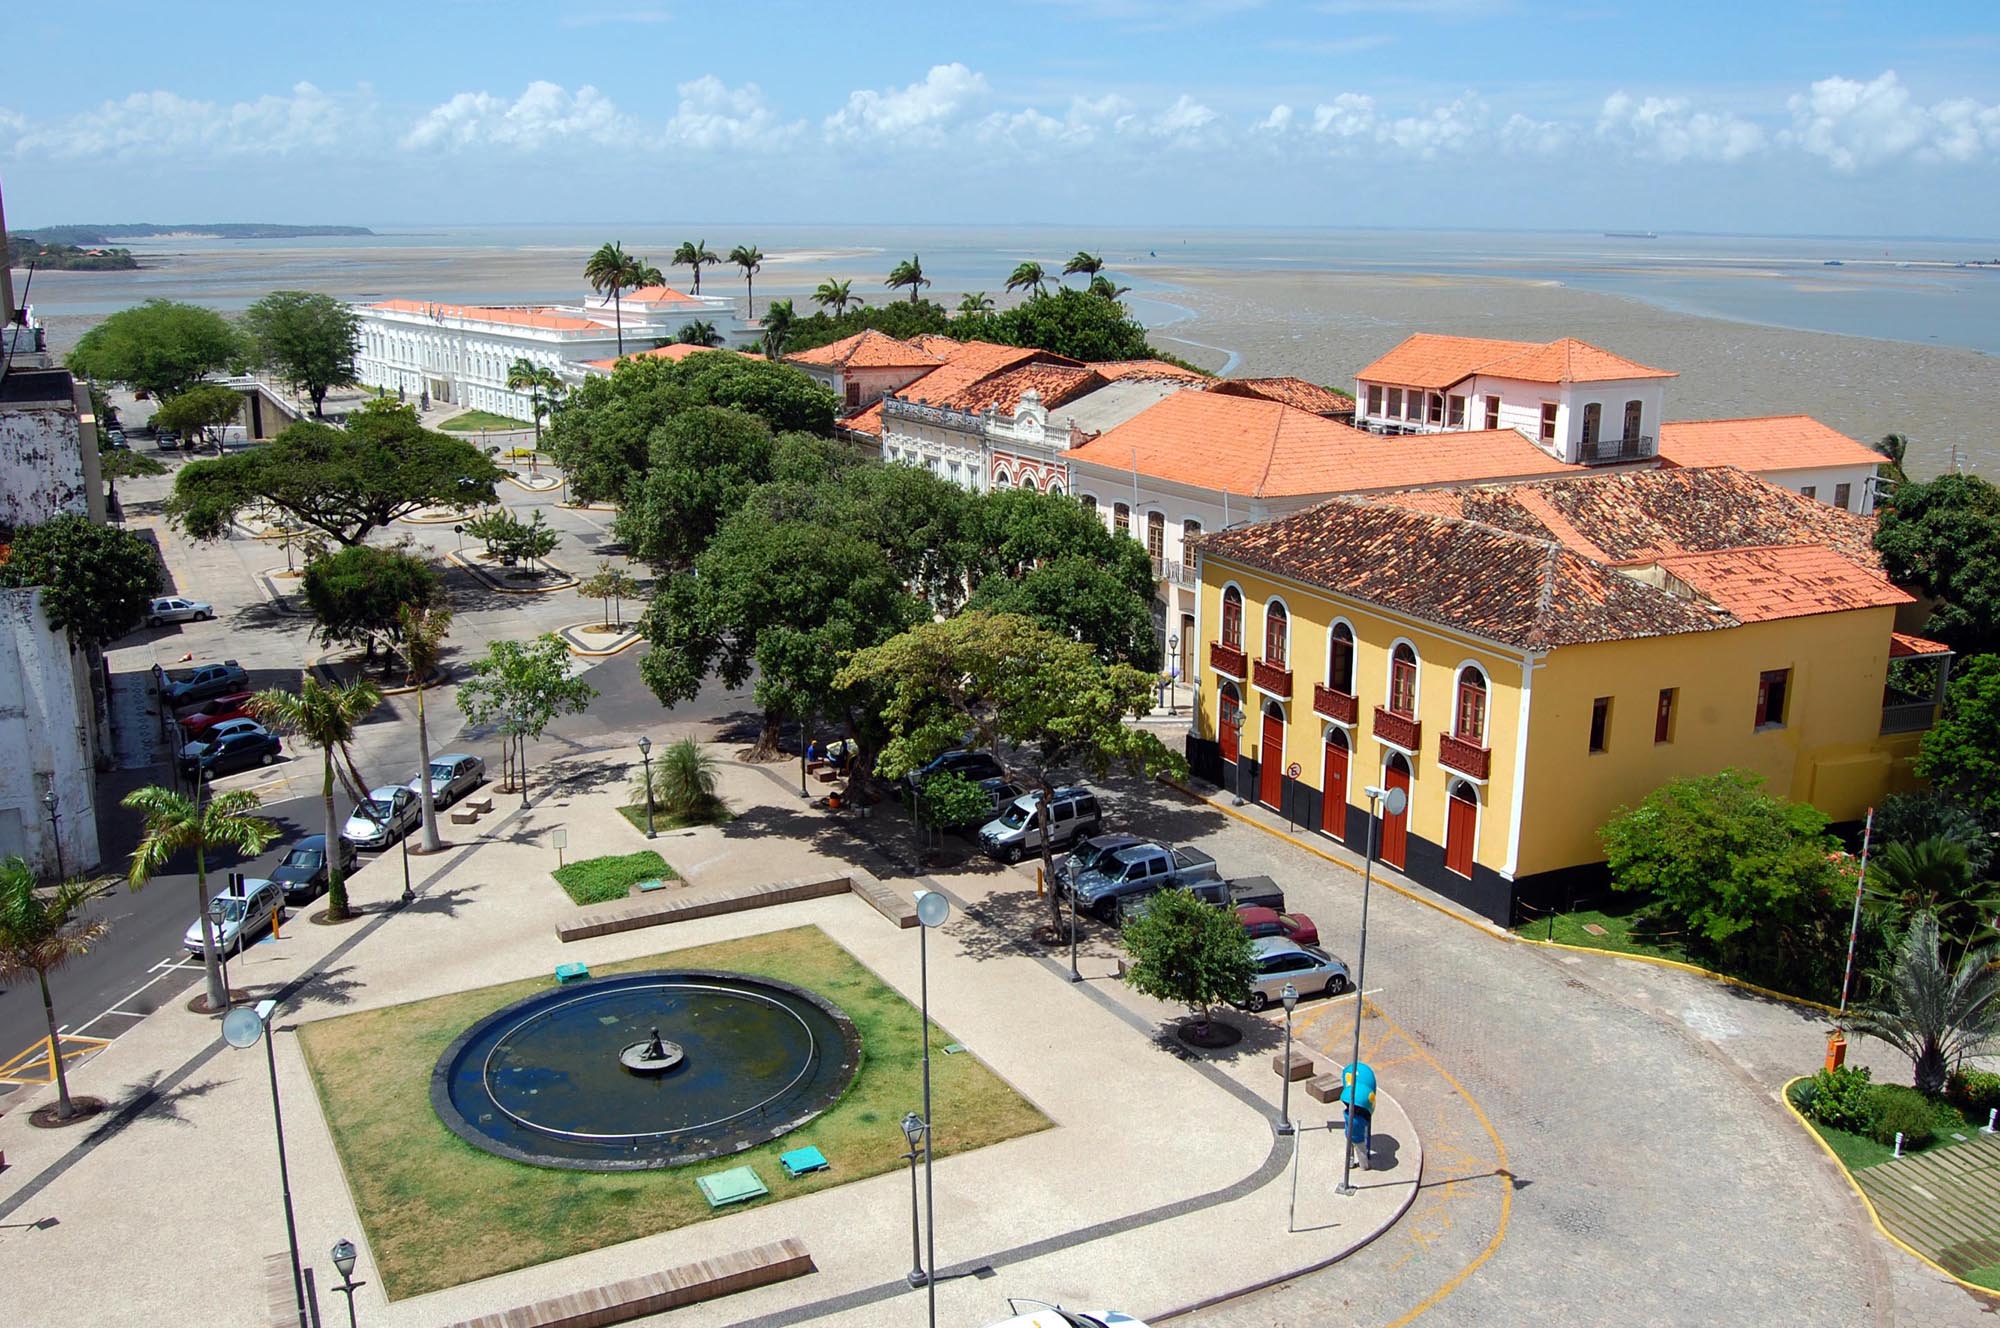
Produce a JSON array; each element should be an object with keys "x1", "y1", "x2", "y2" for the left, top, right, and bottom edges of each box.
[{"x1": 29, "y1": 224, "x2": 2000, "y2": 356}]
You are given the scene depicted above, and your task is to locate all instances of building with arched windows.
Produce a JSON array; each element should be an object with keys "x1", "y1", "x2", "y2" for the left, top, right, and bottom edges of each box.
[{"x1": 1190, "y1": 465, "x2": 1946, "y2": 923}]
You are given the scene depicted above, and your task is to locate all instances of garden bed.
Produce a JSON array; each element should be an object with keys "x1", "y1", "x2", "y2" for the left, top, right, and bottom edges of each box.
[
  {"x1": 617, "y1": 803, "x2": 731, "y2": 836},
  {"x1": 552, "y1": 849, "x2": 678, "y2": 904}
]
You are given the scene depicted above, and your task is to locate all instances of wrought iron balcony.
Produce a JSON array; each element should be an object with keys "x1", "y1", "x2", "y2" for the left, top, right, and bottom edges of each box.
[
  {"x1": 1438, "y1": 731, "x2": 1491, "y2": 780},
  {"x1": 1252, "y1": 657, "x2": 1292, "y2": 699},
  {"x1": 1372, "y1": 706, "x2": 1421, "y2": 752},
  {"x1": 1151, "y1": 556, "x2": 1198, "y2": 588},
  {"x1": 1209, "y1": 640, "x2": 1247, "y2": 679},
  {"x1": 1313, "y1": 684, "x2": 1358, "y2": 725},
  {"x1": 1582, "y1": 434, "x2": 1654, "y2": 465}
]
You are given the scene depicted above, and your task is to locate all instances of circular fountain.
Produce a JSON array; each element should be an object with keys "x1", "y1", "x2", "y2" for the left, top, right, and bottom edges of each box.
[{"x1": 431, "y1": 969, "x2": 859, "y2": 1171}]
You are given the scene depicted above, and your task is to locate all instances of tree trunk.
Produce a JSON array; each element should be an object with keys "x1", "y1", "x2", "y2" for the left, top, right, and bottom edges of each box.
[
  {"x1": 1914, "y1": 1040, "x2": 1947, "y2": 1097},
  {"x1": 613, "y1": 288, "x2": 624, "y2": 357},
  {"x1": 323, "y1": 751, "x2": 348, "y2": 920},
  {"x1": 518, "y1": 733, "x2": 531, "y2": 807},
  {"x1": 39, "y1": 969, "x2": 74, "y2": 1119},
  {"x1": 1037, "y1": 784, "x2": 1064, "y2": 932},
  {"x1": 750, "y1": 710, "x2": 784, "y2": 761},
  {"x1": 193, "y1": 846, "x2": 226, "y2": 1010},
  {"x1": 415, "y1": 680, "x2": 442, "y2": 853}
]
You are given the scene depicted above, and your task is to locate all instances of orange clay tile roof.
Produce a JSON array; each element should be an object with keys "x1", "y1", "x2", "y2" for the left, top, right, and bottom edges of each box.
[
  {"x1": 1211, "y1": 376, "x2": 1356, "y2": 413},
  {"x1": 1656, "y1": 415, "x2": 1886, "y2": 472},
  {"x1": 786, "y1": 329, "x2": 944, "y2": 370},
  {"x1": 841, "y1": 401, "x2": 886, "y2": 438},
  {"x1": 910, "y1": 334, "x2": 964, "y2": 356},
  {"x1": 1355, "y1": 333, "x2": 1674, "y2": 388},
  {"x1": 582, "y1": 345, "x2": 759, "y2": 371},
  {"x1": 1092, "y1": 359, "x2": 1212, "y2": 384},
  {"x1": 891, "y1": 341, "x2": 1078, "y2": 409},
  {"x1": 619, "y1": 285, "x2": 706, "y2": 306},
  {"x1": 370, "y1": 299, "x2": 602, "y2": 332},
  {"x1": 1652, "y1": 545, "x2": 1910, "y2": 622},
  {"x1": 1069, "y1": 392, "x2": 1579, "y2": 499},
  {"x1": 1204, "y1": 499, "x2": 1730, "y2": 649},
  {"x1": 934, "y1": 363, "x2": 1103, "y2": 415},
  {"x1": 1890, "y1": 631, "x2": 1952, "y2": 657}
]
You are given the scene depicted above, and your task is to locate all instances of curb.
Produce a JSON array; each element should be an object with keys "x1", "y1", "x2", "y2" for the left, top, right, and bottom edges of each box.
[
  {"x1": 307, "y1": 651, "x2": 438, "y2": 698},
  {"x1": 505, "y1": 470, "x2": 562, "y2": 495},
  {"x1": 445, "y1": 547, "x2": 579, "y2": 594},
  {"x1": 556, "y1": 621, "x2": 643, "y2": 657},
  {"x1": 556, "y1": 500, "x2": 618, "y2": 514},
  {"x1": 399, "y1": 507, "x2": 487, "y2": 526},
  {"x1": 1779, "y1": 1075, "x2": 2000, "y2": 1299}
]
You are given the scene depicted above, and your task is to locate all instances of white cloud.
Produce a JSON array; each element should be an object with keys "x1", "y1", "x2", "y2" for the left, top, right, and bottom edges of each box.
[
  {"x1": 663, "y1": 77, "x2": 799, "y2": 151},
  {"x1": 1256, "y1": 104, "x2": 1295, "y2": 134},
  {"x1": 403, "y1": 82, "x2": 631, "y2": 151},
  {"x1": 15, "y1": 83, "x2": 350, "y2": 158},
  {"x1": 1785, "y1": 71, "x2": 2000, "y2": 171},
  {"x1": 1596, "y1": 91, "x2": 1764, "y2": 163},
  {"x1": 1310, "y1": 92, "x2": 1379, "y2": 140},
  {"x1": 1499, "y1": 111, "x2": 1569, "y2": 156},
  {"x1": 824, "y1": 64, "x2": 989, "y2": 146}
]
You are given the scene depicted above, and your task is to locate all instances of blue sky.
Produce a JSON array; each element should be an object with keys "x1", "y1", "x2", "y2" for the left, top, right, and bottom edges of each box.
[{"x1": 5, "y1": 0, "x2": 1998, "y2": 234}]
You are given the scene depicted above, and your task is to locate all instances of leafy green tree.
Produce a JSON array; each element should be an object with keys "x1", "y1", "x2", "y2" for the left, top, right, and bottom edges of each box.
[
  {"x1": 0, "y1": 859, "x2": 109, "y2": 1120},
  {"x1": 577, "y1": 560, "x2": 642, "y2": 627},
  {"x1": 812, "y1": 278, "x2": 859, "y2": 316},
  {"x1": 0, "y1": 514, "x2": 163, "y2": 648},
  {"x1": 761, "y1": 298, "x2": 797, "y2": 360},
  {"x1": 66, "y1": 299, "x2": 243, "y2": 400},
  {"x1": 461, "y1": 508, "x2": 524, "y2": 557},
  {"x1": 250, "y1": 679, "x2": 381, "y2": 920},
  {"x1": 505, "y1": 358, "x2": 564, "y2": 445},
  {"x1": 976, "y1": 287, "x2": 1157, "y2": 362},
  {"x1": 513, "y1": 509, "x2": 560, "y2": 572},
  {"x1": 1873, "y1": 473, "x2": 2000, "y2": 654},
  {"x1": 242, "y1": 290, "x2": 361, "y2": 417},
  {"x1": 1122, "y1": 886, "x2": 1257, "y2": 1037},
  {"x1": 152, "y1": 383, "x2": 245, "y2": 449},
  {"x1": 967, "y1": 554, "x2": 1161, "y2": 668},
  {"x1": 100, "y1": 447, "x2": 167, "y2": 507},
  {"x1": 1062, "y1": 250, "x2": 1105, "y2": 285},
  {"x1": 962, "y1": 485, "x2": 1156, "y2": 606},
  {"x1": 1916, "y1": 655, "x2": 2000, "y2": 821},
  {"x1": 455, "y1": 634, "x2": 597, "y2": 804},
  {"x1": 164, "y1": 398, "x2": 502, "y2": 546},
  {"x1": 397, "y1": 599, "x2": 453, "y2": 853},
  {"x1": 915, "y1": 771, "x2": 994, "y2": 835},
  {"x1": 1873, "y1": 791, "x2": 1992, "y2": 876},
  {"x1": 1599, "y1": 769, "x2": 1844, "y2": 989},
  {"x1": 1004, "y1": 262, "x2": 1047, "y2": 297},
  {"x1": 783, "y1": 299, "x2": 953, "y2": 354},
  {"x1": 299, "y1": 544, "x2": 438, "y2": 660},
  {"x1": 666, "y1": 352, "x2": 836, "y2": 434},
  {"x1": 728, "y1": 244, "x2": 764, "y2": 318},
  {"x1": 124, "y1": 784, "x2": 279, "y2": 1010},
  {"x1": 617, "y1": 406, "x2": 777, "y2": 569},
  {"x1": 585, "y1": 241, "x2": 647, "y2": 356},
  {"x1": 676, "y1": 320, "x2": 724, "y2": 347},
  {"x1": 1847, "y1": 911, "x2": 2000, "y2": 1095},
  {"x1": 672, "y1": 239, "x2": 719, "y2": 294},
  {"x1": 887, "y1": 254, "x2": 931, "y2": 303},
  {"x1": 958, "y1": 291, "x2": 995, "y2": 316}
]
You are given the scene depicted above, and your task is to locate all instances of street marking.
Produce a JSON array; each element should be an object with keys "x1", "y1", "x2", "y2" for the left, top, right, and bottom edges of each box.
[{"x1": 0, "y1": 1034, "x2": 112, "y2": 1086}]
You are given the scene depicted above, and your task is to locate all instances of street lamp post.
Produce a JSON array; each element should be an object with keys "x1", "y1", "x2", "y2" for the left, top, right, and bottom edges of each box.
[
  {"x1": 210, "y1": 899, "x2": 232, "y2": 1006},
  {"x1": 329, "y1": 1238, "x2": 366, "y2": 1328},
  {"x1": 398, "y1": 827, "x2": 413, "y2": 903},
  {"x1": 638, "y1": 736, "x2": 655, "y2": 838},
  {"x1": 1277, "y1": 981, "x2": 1298, "y2": 1134},
  {"x1": 899, "y1": 1112, "x2": 928, "y2": 1288},
  {"x1": 453, "y1": 523, "x2": 464, "y2": 555},
  {"x1": 223, "y1": 1001, "x2": 308, "y2": 1328},
  {"x1": 41, "y1": 787, "x2": 63, "y2": 880},
  {"x1": 912, "y1": 889, "x2": 951, "y2": 1328},
  {"x1": 1338, "y1": 782, "x2": 1404, "y2": 1197},
  {"x1": 1166, "y1": 633, "x2": 1180, "y2": 717}
]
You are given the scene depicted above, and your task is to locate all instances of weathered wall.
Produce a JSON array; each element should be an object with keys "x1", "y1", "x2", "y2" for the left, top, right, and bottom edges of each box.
[
  {"x1": 0, "y1": 588, "x2": 101, "y2": 877},
  {"x1": 0, "y1": 393, "x2": 91, "y2": 530}
]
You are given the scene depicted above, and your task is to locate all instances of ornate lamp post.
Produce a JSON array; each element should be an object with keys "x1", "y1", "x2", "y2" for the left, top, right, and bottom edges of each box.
[
  {"x1": 42, "y1": 787, "x2": 63, "y2": 880},
  {"x1": 912, "y1": 889, "x2": 951, "y2": 1327},
  {"x1": 637, "y1": 736, "x2": 655, "y2": 838},
  {"x1": 329, "y1": 1239, "x2": 367, "y2": 1328},
  {"x1": 1277, "y1": 981, "x2": 1298, "y2": 1134},
  {"x1": 899, "y1": 1112, "x2": 928, "y2": 1288}
]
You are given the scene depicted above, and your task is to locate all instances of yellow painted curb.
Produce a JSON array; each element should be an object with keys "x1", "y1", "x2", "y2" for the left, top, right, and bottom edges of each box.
[
  {"x1": 557, "y1": 622, "x2": 642, "y2": 658},
  {"x1": 1780, "y1": 1076, "x2": 2000, "y2": 1299},
  {"x1": 1518, "y1": 937, "x2": 1840, "y2": 1014},
  {"x1": 505, "y1": 471, "x2": 562, "y2": 495},
  {"x1": 445, "y1": 548, "x2": 578, "y2": 594}
]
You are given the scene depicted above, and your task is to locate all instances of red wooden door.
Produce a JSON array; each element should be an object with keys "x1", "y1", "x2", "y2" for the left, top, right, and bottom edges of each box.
[
  {"x1": 1321, "y1": 736, "x2": 1349, "y2": 839},
  {"x1": 1219, "y1": 686, "x2": 1241, "y2": 762},
  {"x1": 1445, "y1": 784, "x2": 1477, "y2": 878},
  {"x1": 1380, "y1": 758, "x2": 1410, "y2": 869},
  {"x1": 1258, "y1": 710, "x2": 1284, "y2": 809}
]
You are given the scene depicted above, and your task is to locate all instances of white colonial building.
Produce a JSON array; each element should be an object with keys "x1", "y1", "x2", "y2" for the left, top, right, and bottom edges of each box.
[{"x1": 354, "y1": 285, "x2": 744, "y2": 421}]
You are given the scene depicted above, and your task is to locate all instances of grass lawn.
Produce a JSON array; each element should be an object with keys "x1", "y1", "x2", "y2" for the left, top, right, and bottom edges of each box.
[
  {"x1": 616, "y1": 802, "x2": 732, "y2": 836},
  {"x1": 552, "y1": 849, "x2": 677, "y2": 904},
  {"x1": 436, "y1": 409, "x2": 532, "y2": 432},
  {"x1": 1787, "y1": 1079, "x2": 1990, "y2": 1170},
  {"x1": 1519, "y1": 896, "x2": 1827, "y2": 1002},
  {"x1": 296, "y1": 925, "x2": 1049, "y2": 1299}
]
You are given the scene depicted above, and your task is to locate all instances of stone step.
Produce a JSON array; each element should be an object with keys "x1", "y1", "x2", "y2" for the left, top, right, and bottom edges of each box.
[
  {"x1": 441, "y1": 1236, "x2": 814, "y2": 1328},
  {"x1": 848, "y1": 870, "x2": 918, "y2": 929}
]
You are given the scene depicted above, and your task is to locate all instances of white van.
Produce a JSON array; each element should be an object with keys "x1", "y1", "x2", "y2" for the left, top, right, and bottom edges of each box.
[{"x1": 978, "y1": 786, "x2": 1102, "y2": 863}]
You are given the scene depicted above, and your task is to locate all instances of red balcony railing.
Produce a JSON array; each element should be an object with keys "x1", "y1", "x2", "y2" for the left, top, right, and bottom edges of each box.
[
  {"x1": 1209, "y1": 640, "x2": 1247, "y2": 679},
  {"x1": 1372, "y1": 706, "x2": 1421, "y2": 752},
  {"x1": 1438, "y1": 731, "x2": 1491, "y2": 780},
  {"x1": 1252, "y1": 657, "x2": 1292, "y2": 699},
  {"x1": 1313, "y1": 684, "x2": 1358, "y2": 725}
]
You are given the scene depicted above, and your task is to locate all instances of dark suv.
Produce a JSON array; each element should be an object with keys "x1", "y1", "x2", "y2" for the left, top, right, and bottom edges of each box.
[
  {"x1": 907, "y1": 749, "x2": 1007, "y2": 789},
  {"x1": 179, "y1": 728, "x2": 282, "y2": 780}
]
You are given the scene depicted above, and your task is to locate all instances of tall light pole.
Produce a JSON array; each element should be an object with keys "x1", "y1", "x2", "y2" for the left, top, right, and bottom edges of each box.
[
  {"x1": 41, "y1": 787, "x2": 63, "y2": 880},
  {"x1": 1276, "y1": 981, "x2": 1298, "y2": 1134},
  {"x1": 223, "y1": 1001, "x2": 308, "y2": 1328},
  {"x1": 637, "y1": 736, "x2": 655, "y2": 838},
  {"x1": 330, "y1": 1238, "x2": 366, "y2": 1328},
  {"x1": 397, "y1": 823, "x2": 413, "y2": 903},
  {"x1": 899, "y1": 1112, "x2": 927, "y2": 1288},
  {"x1": 1166, "y1": 633, "x2": 1180, "y2": 717},
  {"x1": 1338, "y1": 782, "x2": 1404, "y2": 1197},
  {"x1": 913, "y1": 889, "x2": 950, "y2": 1328}
]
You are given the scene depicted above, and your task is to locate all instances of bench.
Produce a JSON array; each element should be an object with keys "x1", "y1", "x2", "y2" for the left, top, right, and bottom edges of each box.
[
  {"x1": 439, "y1": 1237, "x2": 815, "y2": 1328},
  {"x1": 555, "y1": 962, "x2": 589, "y2": 984},
  {"x1": 464, "y1": 794, "x2": 494, "y2": 813},
  {"x1": 451, "y1": 806, "x2": 481, "y2": 825},
  {"x1": 1273, "y1": 1050, "x2": 1315, "y2": 1082}
]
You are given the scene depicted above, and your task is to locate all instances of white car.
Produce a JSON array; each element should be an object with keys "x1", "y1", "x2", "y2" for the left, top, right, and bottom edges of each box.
[
  {"x1": 148, "y1": 596, "x2": 214, "y2": 626},
  {"x1": 343, "y1": 785, "x2": 419, "y2": 850},
  {"x1": 183, "y1": 878, "x2": 282, "y2": 955},
  {"x1": 984, "y1": 1304, "x2": 1150, "y2": 1328},
  {"x1": 406, "y1": 753, "x2": 485, "y2": 808}
]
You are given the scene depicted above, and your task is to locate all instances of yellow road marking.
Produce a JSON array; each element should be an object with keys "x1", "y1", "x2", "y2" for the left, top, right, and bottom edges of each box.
[{"x1": 0, "y1": 1033, "x2": 112, "y2": 1086}]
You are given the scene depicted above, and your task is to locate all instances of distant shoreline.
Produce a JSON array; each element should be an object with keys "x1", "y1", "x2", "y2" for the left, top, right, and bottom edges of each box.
[{"x1": 20, "y1": 223, "x2": 375, "y2": 246}]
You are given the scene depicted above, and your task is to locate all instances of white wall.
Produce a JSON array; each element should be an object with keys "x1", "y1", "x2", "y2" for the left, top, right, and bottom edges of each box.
[
  {"x1": 0, "y1": 394, "x2": 92, "y2": 530},
  {"x1": 1764, "y1": 464, "x2": 1881, "y2": 513},
  {"x1": 0, "y1": 589, "x2": 100, "y2": 878}
]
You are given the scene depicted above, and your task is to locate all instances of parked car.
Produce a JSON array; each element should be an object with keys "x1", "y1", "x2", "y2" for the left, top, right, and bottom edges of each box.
[
  {"x1": 179, "y1": 727, "x2": 282, "y2": 780},
  {"x1": 1067, "y1": 842, "x2": 1220, "y2": 923},
  {"x1": 407, "y1": 752, "x2": 486, "y2": 808},
  {"x1": 178, "y1": 692, "x2": 259, "y2": 734},
  {"x1": 343, "y1": 785, "x2": 419, "y2": 850},
  {"x1": 979, "y1": 785, "x2": 1103, "y2": 863},
  {"x1": 178, "y1": 717, "x2": 268, "y2": 761},
  {"x1": 1243, "y1": 937, "x2": 1351, "y2": 1011},
  {"x1": 162, "y1": 660, "x2": 249, "y2": 705},
  {"x1": 153, "y1": 428, "x2": 181, "y2": 451},
  {"x1": 1225, "y1": 875, "x2": 1286, "y2": 913},
  {"x1": 104, "y1": 427, "x2": 128, "y2": 450},
  {"x1": 983, "y1": 1301, "x2": 1150, "y2": 1328},
  {"x1": 1236, "y1": 905, "x2": 1319, "y2": 947},
  {"x1": 906, "y1": 749, "x2": 1007, "y2": 790},
  {"x1": 268, "y1": 834, "x2": 359, "y2": 904},
  {"x1": 147, "y1": 596, "x2": 215, "y2": 627},
  {"x1": 183, "y1": 878, "x2": 283, "y2": 955},
  {"x1": 1059, "y1": 832, "x2": 1143, "y2": 890}
]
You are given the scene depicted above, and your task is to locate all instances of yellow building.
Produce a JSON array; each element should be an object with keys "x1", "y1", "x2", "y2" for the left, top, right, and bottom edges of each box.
[{"x1": 1190, "y1": 466, "x2": 1948, "y2": 923}]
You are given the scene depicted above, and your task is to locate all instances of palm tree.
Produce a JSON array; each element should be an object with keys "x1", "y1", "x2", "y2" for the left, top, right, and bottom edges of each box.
[
  {"x1": 639, "y1": 738, "x2": 723, "y2": 821},
  {"x1": 505, "y1": 358, "x2": 564, "y2": 446},
  {"x1": 1876, "y1": 432, "x2": 1911, "y2": 486},
  {"x1": 584, "y1": 241, "x2": 647, "y2": 357},
  {"x1": 676, "y1": 320, "x2": 724, "y2": 348},
  {"x1": 1004, "y1": 261, "x2": 1047, "y2": 297},
  {"x1": 250, "y1": 679, "x2": 382, "y2": 921},
  {"x1": 813, "y1": 278, "x2": 859, "y2": 316},
  {"x1": 1869, "y1": 835, "x2": 2000, "y2": 954},
  {"x1": 958, "y1": 292, "x2": 995, "y2": 317},
  {"x1": 1063, "y1": 250, "x2": 1105, "y2": 285},
  {"x1": 124, "y1": 785, "x2": 278, "y2": 1011},
  {"x1": 761, "y1": 298, "x2": 797, "y2": 359},
  {"x1": 398, "y1": 600, "x2": 453, "y2": 854},
  {"x1": 0, "y1": 859, "x2": 108, "y2": 1120},
  {"x1": 728, "y1": 244, "x2": 765, "y2": 319},
  {"x1": 673, "y1": 240, "x2": 720, "y2": 295},
  {"x1": 1088, "y1": 273, "x2": 1133, "y2": 301},
  {"x1": 887, "y1": 255, "x2": 931, "y2": 304},
  {"x1": 1847, "y1": 911, "x2": 2000, "y2": 1095}
]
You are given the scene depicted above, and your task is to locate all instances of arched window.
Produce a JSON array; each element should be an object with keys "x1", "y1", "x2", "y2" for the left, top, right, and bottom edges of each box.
[
  {"x1": 1046, "y1": 480, "x2": 1065, "y2": 496},
  {"x1": 1328, "y1": 622, "x2": 1355, "y2": 695},
  {"x1": 1264, "y1": 601, "x2": 1289, "y2": 666},
  {"x1": 1146, "y1": 511, "x2": 1166, "y2": 563},
  {"x1": 1181, "y1": 519, "x2": 1201, "y2": 574},
  {"x1": 1581, "y1": 401, "x2": 1601, "y2": 451},
  {"x1": 1221, "y1": 586, "x2": 1244, "y2": 650},
  {"x1": 1080, "y1": 493, "x2": 1098, "y2": 516},
  {"x1": 1623, "y1": 399, "x2": 1643, "y2": 444},
  {"x1": 1020, "y1": 474, "x2": 1039, "y2": 493},
  {"x1": 995, "y1": 469, "x2": 1012, "y2": 490},
  {"x1": 1389, "y1": 642, "x2": 1418, "y2": 716},
  {"x1": 1455, "y1": 665, "x2": 1488, "y2": 745},
  {"x1": 1113, "y1": 502, "x2": 1132, "y2": 536}
]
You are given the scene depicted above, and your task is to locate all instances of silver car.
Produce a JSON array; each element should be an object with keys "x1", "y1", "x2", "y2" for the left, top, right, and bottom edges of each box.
[
  {"x1": 183, "y1": 878, "x2": 282, "y2": 955},
  {"x1": 148, "y1": 596, "x2": 214, "y2": 626},
  {"x1": 343, "y1": 785, "x2": 419, "y2": 850},
  {"x1": 407, "y1": 753, "x2": 485, "y2": 808},
  {"x1": 1244, "y1": 937, "x2": 1352, "y2": 1011}
]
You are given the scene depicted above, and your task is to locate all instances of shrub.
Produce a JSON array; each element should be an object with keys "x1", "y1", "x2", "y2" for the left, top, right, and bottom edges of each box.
[
  {"x1": 636, "y1": 738, "x2": 725, "y2": 822},
  {"x1": 1804, "y1": 1065, "x2": 1876, "y2": 1132},
  {"x1": 1866, "y1": 1085, "x2": 1942, "y2": 1149},
  {"x1": 551, "y1": 850, "x2": 676, "y2": 905},
  {"x1": 1947, "y1": 1067, "x2": 2000, "y2": 1115}
]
